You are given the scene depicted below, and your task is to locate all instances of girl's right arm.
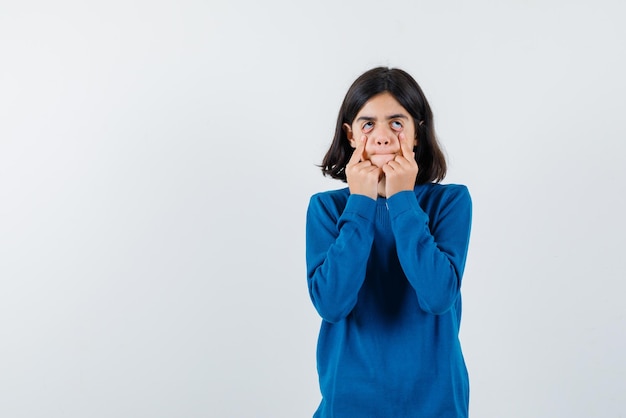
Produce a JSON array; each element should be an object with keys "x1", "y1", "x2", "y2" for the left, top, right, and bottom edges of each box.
[{"x1": 305, "y1": 192, "x2": 376, "y2": 323}]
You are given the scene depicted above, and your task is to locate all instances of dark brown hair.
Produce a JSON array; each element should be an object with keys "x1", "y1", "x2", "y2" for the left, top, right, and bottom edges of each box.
[{"x1": 321, "y1": 67, "x2": 447, "y2": 184}]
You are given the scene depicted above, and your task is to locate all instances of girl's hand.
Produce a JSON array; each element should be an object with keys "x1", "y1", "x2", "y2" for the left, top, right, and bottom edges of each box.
[
  {"x1": 382, "y1": 132, "x2": 419, "y2": 197},
  {"x1": 345, "y1": 135, "x2": 381, "y2": 200}
]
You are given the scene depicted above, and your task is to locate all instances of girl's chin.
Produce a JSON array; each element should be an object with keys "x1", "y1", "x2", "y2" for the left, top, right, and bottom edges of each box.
[{"x1": 369, "y1": 154, "x2": 397, "y2": 167}]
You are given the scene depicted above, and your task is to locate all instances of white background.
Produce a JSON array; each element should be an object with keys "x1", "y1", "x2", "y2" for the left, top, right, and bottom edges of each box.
[{"x1": 1, "y1": 1, "x2": 625, "y2": 417}]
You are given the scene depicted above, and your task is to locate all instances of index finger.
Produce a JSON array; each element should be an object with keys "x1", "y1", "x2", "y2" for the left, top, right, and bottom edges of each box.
[
  {"x1": 348, "y1": 135, "x2": 368, "y2": 165},
  {"x1": 398, "y1": 132, "x2": 415, "y2": 159}
]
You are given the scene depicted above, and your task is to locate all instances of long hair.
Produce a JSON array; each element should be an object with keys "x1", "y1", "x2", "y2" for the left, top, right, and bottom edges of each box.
[{"x1": 321, "y1": 67, "x2": 447, "y2": 184}]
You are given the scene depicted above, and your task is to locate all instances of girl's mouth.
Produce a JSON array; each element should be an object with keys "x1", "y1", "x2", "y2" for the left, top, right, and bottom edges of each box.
[{"x1": 369, "y1": 153, "x2": 397, "y2": 167}]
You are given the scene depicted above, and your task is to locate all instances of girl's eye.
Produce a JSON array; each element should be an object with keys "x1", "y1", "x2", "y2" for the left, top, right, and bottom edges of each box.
[
  {"x1": 391, "y1": 121, "x2": 403, "y2": 130},
  {"x1": 362, "y1": 122, "x2": 374, "y2": 132}
]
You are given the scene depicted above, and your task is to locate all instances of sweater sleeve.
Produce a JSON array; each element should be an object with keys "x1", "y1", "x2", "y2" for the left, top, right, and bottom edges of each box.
[
  {"x1": 386, "y1": 186, "x2": 472, "y2": 315},
  {"x1": 306, "y1": 193, "x2": 377, "y2": 323}
]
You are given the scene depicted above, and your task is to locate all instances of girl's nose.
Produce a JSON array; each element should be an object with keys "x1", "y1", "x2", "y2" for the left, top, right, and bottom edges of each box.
[{"x1": 374, "y1": 133, "x2": 391, "y2": 146}]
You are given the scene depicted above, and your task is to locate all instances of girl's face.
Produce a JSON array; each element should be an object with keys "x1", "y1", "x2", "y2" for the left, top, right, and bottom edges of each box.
[{"x1": 343, "y1": 92, "x2": 417, "y2": 168}]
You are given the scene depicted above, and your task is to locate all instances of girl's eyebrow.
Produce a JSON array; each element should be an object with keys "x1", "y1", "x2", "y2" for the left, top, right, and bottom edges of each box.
[
  {"x1": 387, "y1": 114, "x2": 409, "y2": 120},
  {"x1": 356, "y1": 114, "x2": 409, "y2": 122}
]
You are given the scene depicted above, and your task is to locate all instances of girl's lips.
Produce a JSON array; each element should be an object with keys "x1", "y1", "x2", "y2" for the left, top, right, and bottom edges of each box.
[{"x1": 369, "y1": 153, "x2": 397, "y2": 167}]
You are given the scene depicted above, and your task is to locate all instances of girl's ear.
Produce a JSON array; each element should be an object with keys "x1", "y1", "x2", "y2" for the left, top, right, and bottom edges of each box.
[{"x1": 343, "y1": 123, "x2": 356, "y2": 148}]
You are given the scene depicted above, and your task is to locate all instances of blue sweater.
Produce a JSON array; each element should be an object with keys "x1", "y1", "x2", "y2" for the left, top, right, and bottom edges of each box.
[{"x1": 306, "y1": 184, "x2": 472, "y2": 418}]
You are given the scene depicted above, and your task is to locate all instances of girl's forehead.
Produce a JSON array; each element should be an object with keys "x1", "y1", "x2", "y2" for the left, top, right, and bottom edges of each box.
[{"x1": 357, "y1": 92, "x2": 408, "y2": 116}]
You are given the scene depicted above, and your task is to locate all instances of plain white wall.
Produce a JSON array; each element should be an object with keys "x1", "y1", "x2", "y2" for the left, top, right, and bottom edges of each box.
[{"x1": 1, "y1": 1, "x2": 625, "y2": 417}]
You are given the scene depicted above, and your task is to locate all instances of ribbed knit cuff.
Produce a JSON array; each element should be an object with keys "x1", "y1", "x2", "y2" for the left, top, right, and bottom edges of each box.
[
  {"x1": 344, "y1": 194, "x2": 377, "y2": 221},
  {"x1": 386, "y1": 190, "x2": 424, "y2": 220}
]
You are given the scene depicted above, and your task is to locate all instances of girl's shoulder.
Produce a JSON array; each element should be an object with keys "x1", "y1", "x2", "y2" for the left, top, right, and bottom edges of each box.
[
  {"x1": 308, "y1": 187, "x2": 351, "y2": 209},
  {"x1": 416, "y1": 183, "x2": 472, "y2": 214},
  {"x1": 419, "y1": 182, "x2": 470, "y2": 198}
]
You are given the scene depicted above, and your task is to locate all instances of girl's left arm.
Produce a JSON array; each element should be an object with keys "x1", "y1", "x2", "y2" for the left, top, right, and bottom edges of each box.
[{"x1": 387, "y1": 185, "x2": 472, "y2": 315}]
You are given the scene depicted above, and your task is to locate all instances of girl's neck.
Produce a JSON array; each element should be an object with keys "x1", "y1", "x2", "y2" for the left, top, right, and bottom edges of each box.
[{"x1": 377, "y1": 177, "x2": 387, "y2": 198}]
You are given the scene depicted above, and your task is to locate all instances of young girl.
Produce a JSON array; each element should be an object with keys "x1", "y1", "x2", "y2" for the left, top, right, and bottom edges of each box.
[{"x1": 306, "y1": 67, "x2": 472, "y2": 417}]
